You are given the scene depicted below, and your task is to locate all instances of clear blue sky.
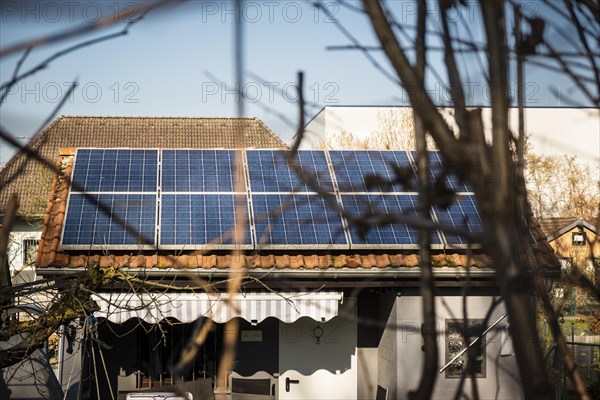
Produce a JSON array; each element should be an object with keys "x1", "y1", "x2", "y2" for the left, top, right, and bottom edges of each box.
[{"x1": 0, "y1": 1, "x2": 591, "y2": 163}]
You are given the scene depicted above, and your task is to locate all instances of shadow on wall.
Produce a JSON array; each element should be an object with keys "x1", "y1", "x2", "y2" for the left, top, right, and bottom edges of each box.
[
  {"x1": 1, "y1": 332, "x2": 63, "y2": 399},
  {"x1": 278, "y1": 313, "x2": 357, "y2": 376}
]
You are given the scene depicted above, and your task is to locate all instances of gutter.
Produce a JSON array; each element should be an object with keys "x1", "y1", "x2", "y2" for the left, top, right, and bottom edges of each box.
[{"x1": 37, "y1": 267, "x2": 498, "y2": 280}]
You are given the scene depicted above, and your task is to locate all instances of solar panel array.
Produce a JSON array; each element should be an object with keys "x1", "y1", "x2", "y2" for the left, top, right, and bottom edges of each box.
[{"x1": 61, "y1": 149, "x2": 480, "y2": 250}]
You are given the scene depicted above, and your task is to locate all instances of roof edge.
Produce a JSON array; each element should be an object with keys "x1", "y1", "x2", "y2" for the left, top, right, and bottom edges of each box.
[
  {"x1": 251, "y1": 117, "x2": 288, "y2": 148},
  {"x1": 547, "y1": 218, "x2": 599, "y2": 242},
  {"x1": 0, "y1": 116, "x2": 63, "y2": 181},
  {"x1": 37, "y1": 266, "x2": 498, "y2": 279},
  {"x1": 56, "y1": 115, "x2": 262, "y2": 120}
]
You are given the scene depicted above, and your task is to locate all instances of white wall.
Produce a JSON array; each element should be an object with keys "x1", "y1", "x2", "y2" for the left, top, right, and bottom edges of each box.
[
  {"x1": 392, "y1": 296, "x2": 523, "y2": 400},
  {"x1": 377, "y1": 298, "x2": 398, "y2": 400},
  {"x1": 357, "y1": 347, "x2": 377, "y2": 399},
  {"x1": 302, "y1": 107, "x2": 328, "y2": 149},
  {"x1": 305, "y1": 106, "x2": 599, "y2": 160},
  {"x1": 278, "y1": 300, "x2": 357, "y2": 400},
  {"x1": 7, "y1": 219, "x2": 41, "y2": 288}
]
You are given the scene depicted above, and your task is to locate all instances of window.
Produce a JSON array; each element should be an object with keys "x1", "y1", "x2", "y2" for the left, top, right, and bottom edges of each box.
[
  {"x1": 572, "y1": 231, "x2": 586, "y2": 246},
  {"x1": 445, "y1": 319, "x2": 486, "y2": 378},
  {"x1": 22, "y1": 239, "x2": 40, "y2": 266},
  {"x1": 13, "y1": 239, "x2": 39, "y2": 284}
]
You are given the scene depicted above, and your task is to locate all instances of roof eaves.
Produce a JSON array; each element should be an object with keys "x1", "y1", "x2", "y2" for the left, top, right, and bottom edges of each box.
[
  {"x1": 0, "y1": 117, "x2": 64, "y2": 215},
  {"x1": 547, "y1": 218, "x2": 599, "y2": 242}
]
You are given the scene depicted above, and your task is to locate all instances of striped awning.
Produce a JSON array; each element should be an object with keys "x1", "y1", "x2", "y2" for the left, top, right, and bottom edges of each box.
[{"x1": 91, "y1": 292, "x2": 343, "y2": 324}]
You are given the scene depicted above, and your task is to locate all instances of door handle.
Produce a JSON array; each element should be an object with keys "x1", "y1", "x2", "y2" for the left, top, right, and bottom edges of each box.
[{"x1": 285, "y1": 377, "x2": 300, "y2": 392}]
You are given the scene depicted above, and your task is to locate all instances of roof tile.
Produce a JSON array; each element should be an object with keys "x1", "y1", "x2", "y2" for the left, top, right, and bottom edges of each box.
[
  {"x1": 275, "y1": 255, "x2": 289, "y2": 269},
  {"x1": 290, "y1": 255, "x2": 303, "y2": 269},
  {"x1": 145, "y1": 255, "x2": 157, "y2": 269},
  {"x1": 333, "y1": 255, "x2": 347, "y2": 268},
  {"x1": 158, "y1": 256, "x2": 173, "y2": 269},
  {"x1": 362, "y1": 254, "x2": 377, "y2": 269},
  {"x1": 377, "y1": 254, "x2": 391, "y2": 268}
]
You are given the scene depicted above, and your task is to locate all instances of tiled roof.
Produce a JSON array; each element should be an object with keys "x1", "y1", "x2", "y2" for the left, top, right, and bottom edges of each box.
[
  {"x1": 538, "y1": 217, "x2": 580, "y2": 238},
  {"x1": 0, "y1": 116, "x2": 287, "y2": 217},
  {"x1": 36, "y1": 153, "x2": 560, "y2": 274}
]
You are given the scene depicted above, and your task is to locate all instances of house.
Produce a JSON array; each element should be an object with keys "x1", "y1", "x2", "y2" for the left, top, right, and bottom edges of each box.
[
  {"x1": 4, "y1": 114, "x2": 561, "y2": 399},
  {"x1": 0, "y1": 116, "x2": 285, "y2": 287},
  {"x1": 25, "y1": 114, "x2": 561, "y2": 400},
  {"x1": 540, "y1": 217, "x2": 599, "y2": 267},
  {"x1": 539, "y1": 217, "x2": 599, "y2": 312}
]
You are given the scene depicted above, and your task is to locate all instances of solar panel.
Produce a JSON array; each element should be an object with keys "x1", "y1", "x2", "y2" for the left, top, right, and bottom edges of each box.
[
  {"x1": 62, "y1": 148, "x2": 482, "y2": 251},
  {"x1": 160, "y1": 194, "x2": 252, "y2": 249},
  {"x1": 71, "y1": 149, "x2": 158, "y2": 193},
  {"x1": 341, "y1": 194, "x2": 442, "y2": 248},
  {"x1": 329, "y1": 150, "x2": 416, "y2": 193},
  {"x1": 61, "y1": 193, "x2": 157, "y2": 248},
  {"x1": 161, "y1": 150, "x2": 243, "y2": 193},
  {"x1": 410, "y1": 151, "x2": 471, "y2": 193},
  {"x1": 158, "y1": 150, "x2": 251, "y2": 249},
  {"x1": 252, "y1": 194, "x2": 348, "y2": 248},
  {"x1": 433, "y1": 194, "x2": 483, "y2": 245},
  {"x1": 246, "y1": 150, "x2": 334, "y2": 192}
]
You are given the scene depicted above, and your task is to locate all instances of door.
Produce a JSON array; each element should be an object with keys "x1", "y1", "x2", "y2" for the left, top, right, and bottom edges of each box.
[{"x1": 278, "y1": 301, "x2": 357, "y2": 400}]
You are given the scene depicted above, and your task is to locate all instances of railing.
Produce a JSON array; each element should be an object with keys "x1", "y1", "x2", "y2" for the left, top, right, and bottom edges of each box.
[{"x1": 551, "y1": 341, "x2": 600, "y2": 399}]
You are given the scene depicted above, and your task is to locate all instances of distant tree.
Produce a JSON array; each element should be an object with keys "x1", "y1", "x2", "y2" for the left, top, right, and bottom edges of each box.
[
  {"x1": 321, "y1": 108, "x2": 436, "y2": 150},
  {"x1": 525, "y1": 153, "x2": 599, "y2": 222},
  {"x1": 321, "y1": 129, "x2": 370, "y2": 149}
]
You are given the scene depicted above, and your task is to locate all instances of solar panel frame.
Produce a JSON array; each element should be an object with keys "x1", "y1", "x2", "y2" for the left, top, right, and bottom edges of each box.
[
  {"x1": 61, "y1": 193, "x2": 158, "y2": 250},
  {"x1": 340, "y1": 193, "x2": 444, "y2": 250},
  {"x1": 160, "y1": 149, "x2": 244, "y2": 193},
  {"x1": 70, "y1": 148, "x2": 159, "y2": 193},
  {"x1": 158, "y1": 149, "x2": 253, "y2": 249},
  {"x1": 158, "y1": 193, "x2": 253, "y2": 250},
  {"x1": 251, "y1": 193, "x2": 349, "y2": 250},
  {"x1": 246, "y1": 149, "x2": 335, "y2": 193},
  {"x1": 62, "y1": 148, "x2": 485, "y2": 251},
  {"x1": 61, "y1": 148, "x2": 159, "y2": 250}
]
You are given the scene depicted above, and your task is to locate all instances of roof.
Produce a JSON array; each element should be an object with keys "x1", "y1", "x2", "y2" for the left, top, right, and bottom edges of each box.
[
  {"x1": 0, "y1": 116, "x2": 287, "y2": 217},
  {"x1": 35, "y1": 152, "x2": 560, "y2": 275},
  {"x1": 539, "y1": 217, "x2": 599, "y2": 242}
]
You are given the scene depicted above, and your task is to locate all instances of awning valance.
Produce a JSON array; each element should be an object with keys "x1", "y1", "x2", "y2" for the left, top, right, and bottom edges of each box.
[{"x1": 91, "y1": 292, "x2": 343, "y2": 324}]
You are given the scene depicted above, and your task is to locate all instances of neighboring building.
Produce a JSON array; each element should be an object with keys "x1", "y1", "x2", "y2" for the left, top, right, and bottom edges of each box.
[
  {"x1": 539, "y1": 217, "x2": 599, "y2": 305},
  {"x1": 540, "y1": 217, "x2": 599, "y2": 264},
  {"x1": 303, "y1": 106, "x2": 600, "y2": 158},
  {"x1": 0, "y1": 116, "x2": 286, "y2": 287}
]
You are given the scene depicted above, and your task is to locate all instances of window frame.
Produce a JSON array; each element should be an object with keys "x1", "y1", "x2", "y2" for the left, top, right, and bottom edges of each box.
[
  {"x1": 445, "y1": 318, "x2": 487, "y2": 379},
  {"x1": 572, "y1": 231, "x2": 587, "y2": 246},
  {"x1": 22, "y1": 238, "x2": 40, "y2": 266}
]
